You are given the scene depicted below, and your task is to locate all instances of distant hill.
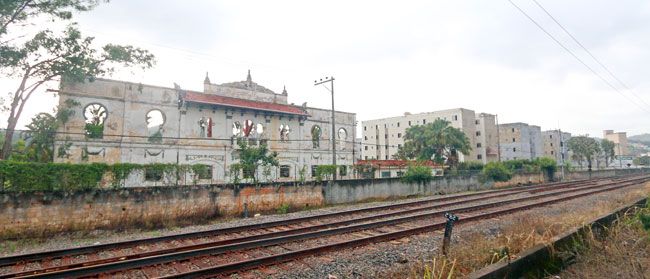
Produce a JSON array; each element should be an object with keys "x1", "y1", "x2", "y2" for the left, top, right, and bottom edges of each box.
[{"x1": 629, "y1": 133, "x2": 650, "y2": 144}]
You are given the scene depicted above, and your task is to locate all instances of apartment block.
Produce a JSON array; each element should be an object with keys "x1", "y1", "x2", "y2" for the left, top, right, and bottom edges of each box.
[
  {"x1": 360, "y1": 108, "x2": 498, "y2": 163},
  {"x1": 603, "y1": 130, "x2": 629, "y2": 156},
  {"x1": 542, "y1": 130, "x2": 571, "y2": 164},
  {"x1": 498, "y1": 123, "x2": 543, "y2": 161}
]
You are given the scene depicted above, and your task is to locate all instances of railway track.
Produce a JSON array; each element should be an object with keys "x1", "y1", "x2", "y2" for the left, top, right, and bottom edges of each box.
[{"x1": 0, "y1": 175, "x2": 647, "y2": 278}]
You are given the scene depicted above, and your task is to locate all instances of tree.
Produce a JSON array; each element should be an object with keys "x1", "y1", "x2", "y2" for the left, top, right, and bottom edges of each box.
[
  {"x1": 1, "y1": 1, "x2": 155, "y2": 160},
  {"x1": 633, "y1": 156, "x2": 650, "y2": 166},
  {"x1": 235, "y1": 140, "x2": 279, "y2": 183},
  {"x1": 567, "y1": 136, "x2": 600, "y2": 171},
  {"x1": 600, "y1": 139, "x2": 616, "y2": 167},
  {"x1": 394, "y1": 119, "x2": 471, "y2": 166},
  {"x1": 482, "y1": 162, "x2": 513, "y2": 182}
]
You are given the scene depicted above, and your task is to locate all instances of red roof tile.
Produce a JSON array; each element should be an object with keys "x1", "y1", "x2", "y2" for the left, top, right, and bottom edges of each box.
[{"x1": 183, "y1": 91, "x2": 308, "y2": 116}]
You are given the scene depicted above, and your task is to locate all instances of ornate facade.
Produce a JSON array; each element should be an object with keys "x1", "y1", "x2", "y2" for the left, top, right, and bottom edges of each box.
[{"x1": 53, "y1": 71, "x2": 356, "y2": 185}]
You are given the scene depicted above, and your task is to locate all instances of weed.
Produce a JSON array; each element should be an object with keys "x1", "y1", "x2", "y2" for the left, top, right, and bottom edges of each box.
[{"x1": 276, "y1": 203, "x2": 290, "y2": 215}]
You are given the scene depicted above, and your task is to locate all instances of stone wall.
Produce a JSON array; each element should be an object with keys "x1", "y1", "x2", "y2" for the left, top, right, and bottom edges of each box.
[
  {"x1": 0, "y1": 183, "x2": 323, "y2": 238},
  {"x1": 2, "y1": 168, "x2": 648, "y2": 238}
]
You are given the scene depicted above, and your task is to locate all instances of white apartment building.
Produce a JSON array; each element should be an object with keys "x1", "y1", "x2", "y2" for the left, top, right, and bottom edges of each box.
[
  {"x1": 360, "y1": 108, "x2": 498, "y2": 163},
  {"x1": 498, "y1": 123, "x2": 543, "y2": 161}
]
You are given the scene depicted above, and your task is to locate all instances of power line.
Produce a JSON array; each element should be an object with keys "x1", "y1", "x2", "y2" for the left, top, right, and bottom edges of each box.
[
  {"x1": 530, "y1": 0, "x2": 650, "y2": 109},
  {"x1": 506, "y1": 0, "x2": 650, "y2": 114}
]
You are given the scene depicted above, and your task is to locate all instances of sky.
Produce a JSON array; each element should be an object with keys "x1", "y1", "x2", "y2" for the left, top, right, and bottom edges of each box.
[{"x1": 2, "y1": 0, "x2": 650, "y2": 138}]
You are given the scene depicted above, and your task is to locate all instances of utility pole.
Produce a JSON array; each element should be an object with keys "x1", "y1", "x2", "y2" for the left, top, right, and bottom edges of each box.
[
  {"x1": 559, "y1": 129, "x2": 565, "y2": 181},
  {"x1": 496, "y1": 114, "x2": 501, "y2": 162},
  {"x1": 314, "y1": 76, "x2": 337, "y2": 180},
  {"x1": 618, "y1": 143, "x2": 623, "y2": 168}
]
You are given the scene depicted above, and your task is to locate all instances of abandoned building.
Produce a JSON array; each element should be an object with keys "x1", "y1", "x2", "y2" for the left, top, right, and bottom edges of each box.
[{"x1": 53, "y1": 71, "x2": 357, "y2": 185}]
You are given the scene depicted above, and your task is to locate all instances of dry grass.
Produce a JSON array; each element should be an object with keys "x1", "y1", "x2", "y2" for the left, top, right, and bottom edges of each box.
[
  {"x1": 391, "y1": 182, "x2": 650, "y2": 278},
  {"x1": 555, "y1": 207, "x2": 650, "y2": 279}
]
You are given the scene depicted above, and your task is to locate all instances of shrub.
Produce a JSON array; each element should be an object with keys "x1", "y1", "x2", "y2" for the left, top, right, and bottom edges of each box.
[
  {"x1": 482, "y1": 162, "x2": 513, "y2": 182},
  {"x1": 401, "y1": 165, "x2": 434, "y2": 184},
  {"x1": 316, "y1": 165, "x2": 337, "y2": 181},
  {"x1": 276, "y1": 203, "x2": 290, "y2": 214},
  {"x1": 534, "y1": 157, "x2": 557, "y2": 179}
]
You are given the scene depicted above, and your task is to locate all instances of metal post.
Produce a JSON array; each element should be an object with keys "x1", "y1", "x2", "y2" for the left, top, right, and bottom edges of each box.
[
  {"x1": 496, "y1": 114, "x2": 501, "y2": 162},
  {"x1": 442, "y1": 212, "x2": 459, "y2": 256},
  {"x1": 559, "y1": 129, "x2": 565, "y2": 181},
  {"x1": 314, "y1": 77, "x2": 337, "y2": 180}
]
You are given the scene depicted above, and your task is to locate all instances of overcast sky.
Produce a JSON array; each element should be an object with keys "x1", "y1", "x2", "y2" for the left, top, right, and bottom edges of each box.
[{"x1": 3, "y1": 0, "x2": 650, "y2": 137}]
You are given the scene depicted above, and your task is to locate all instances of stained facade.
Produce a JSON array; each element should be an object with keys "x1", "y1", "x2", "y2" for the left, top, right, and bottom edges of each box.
[
  {"x1": 53, "y1": 72, "x2": 356, "y2": 185},
  {"x1": 498, "y1": 122, "x2": 543, "y2": 161}
]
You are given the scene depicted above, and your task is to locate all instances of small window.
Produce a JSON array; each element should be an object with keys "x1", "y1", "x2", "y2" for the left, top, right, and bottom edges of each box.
[
  {"x1": 385, "y1": 145, "x2": 388, "y2": 149},
  {"x1": 550, "y1": 143, "x2": 553, "y2": 147},
  {"x1": 476, "y1": 131, "x2": 481, "y2": 136},
  {"x1": 513, "y1": 147, "x2": 517, "y2": 152},
  {"x1": 397, "y1": 122, "x2": 400, "y2": 127},
  {"x1": 145, "y1": 167, "x2": 163, "y2": 182},
  {"x1": 512, "y1": 128, "x2": 515, "y2": 132},
  {"x1": 364, "y1": 136, "x2": 368, "y2": 140},
  {"x1": 408, "y1": 121, "x2": 411, "y2": 126},
  {"x1": 475, "y1": 120, "x2": 480, "y2": 125},
  {"x1": 311, "y1": 165, "x2": 318, "y2": 177},
  {"x1": 365, "y1": 146, "x2": 368, "y2": 150},
  {"x1": 364, "y1": 156, "x2": 368, "y2": 160},
  {"x1": 385, "y1": 134, "x2": 388, "y2": 139},
  {"x1": 512, "y1": 138, "x2": 516, "y2": 142},
  {"x1": 477, "y1": 154, "x2": 483, "y2": 160},
  {"x1": 452, "y1": 115, "x2": 458, "y2": 121},
  {"x1": 381, "y1": 171, "x2": 391, "y2": 178},
  {"x1": 423, "y1": 119, "x2": 426, "y2": 124},
  {"x1": 551, "y1": 151, "x2": 555, "y2": 155},
  {"x1": 385, "y1": 155, "x2": 389, "y2": 160},
  {"x1": 339, "y1": 166, "x2": 347, "y2": 176},
  {"x1": 477, "y1": 143, "x2": 482, "y2": 148},
  {"x1": 280, "y1": 165, "x2": 291, "y2": 178},
  {"x1": 364, "y1": 126, "x2": 367, "y2": 131},
  {"x1": 398, "y1": 133, "x2": 402, "y2": 138},
  {"x1": 550, "y1": 135, "x2": 553, "y2": 139}
]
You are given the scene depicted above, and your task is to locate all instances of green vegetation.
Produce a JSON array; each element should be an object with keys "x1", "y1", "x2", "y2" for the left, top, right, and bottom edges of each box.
[
  {"x1": 633, "y1": 156, "x2": 650, "y2": 166},
  {"x1": 0, "y1": 1, "x2": 155, "y2": 160},
  {"x1": 315, "y1": 165, "x2": 337, "y2": 181},
  {"x1": 394, "y1": 119, "x2": 471, "y2": 166},
  {"x1": 0, "y1": 161, "x2": 211, "y2": 192},
  {"x1": 276, "y1": 203, "x2": 290, "y2": 215},
  {"x1": 233, "y1": 140, "x2": 278, "y2": 183},
  {"x1": 482, "y1": 162, "x2": 513, "y2": 182},
  {"x1": 600, "y1": 139, "x2": 616, "y2": 167},
  {"x1": 567, "y1": 136, "x2": 601, "y2": 169},
  {"x1": 401, "y1": 164, "x2": 434, "y2": 184}
]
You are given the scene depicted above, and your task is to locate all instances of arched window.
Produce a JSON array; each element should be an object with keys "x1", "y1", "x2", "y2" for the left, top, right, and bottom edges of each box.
[
  {"x1": 146, "y1": 109, "x2": 165, "y2": 142},
  {"x1": 243, "y1": 119, "x2": 254, "y2": 137},
  {"x1": 84, "y1": 103, "x2": 107, "y2": 139},
  {"x1": 232, "y1": 121, "x2": 242, "y2": 136},
  {"x1": 279, "y1": 124, "x2": 290, "y2": 142},
  {"x1": 256, "y1": 123, "x2": 264, "y2": 135}
]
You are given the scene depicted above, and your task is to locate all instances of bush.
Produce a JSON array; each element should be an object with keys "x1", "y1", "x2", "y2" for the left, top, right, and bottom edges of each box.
[
  {"x1": 401, "y1": 165, "x2": 434, "y2": 184},
  {"x1": 316, "y1": 165, "x2": 337, "y2": 181},
  {"x1": 482, "y1": 162, "x2": 513, "y2": 182},
  {"x1": 457, "y1": 161, "x2": 484, "y2": 171},
  {"x1": 534, "y1": 157, "x2": 557, "y2": 179}
]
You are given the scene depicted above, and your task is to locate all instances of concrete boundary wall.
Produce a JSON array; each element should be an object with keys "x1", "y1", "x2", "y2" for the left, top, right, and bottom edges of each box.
[
  {"x1": 468, "y1": 197, "x2": 649, "y2": 279},
  {"x1": 1, "y1": 169, "x2": 648, "y2": 238}
]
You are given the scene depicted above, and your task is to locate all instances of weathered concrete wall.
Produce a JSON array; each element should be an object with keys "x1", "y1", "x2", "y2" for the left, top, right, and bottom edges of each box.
[
  {"x1": 0, "y1": 183, "x2": 323, "y2": 238},
  {"x1": 2, "y1": 168, "x2": 648, "y2": 238}
]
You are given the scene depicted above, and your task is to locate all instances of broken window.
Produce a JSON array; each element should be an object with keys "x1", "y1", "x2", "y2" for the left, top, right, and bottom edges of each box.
[
  {"x1": 279, "y1": 124, "x2": 290, "y2": 142},
  {"x1": 195, "y1": 164, "x2": 213, "y2": 180},
  {"x1": 280, "y1": 165, "x2": 291, "y2": 178},
  {"x1": 146, "y1": 109, "x2": 165, "y2": 142},
  {"x1": 338, "y1": 128, "x2": 347, "y2": 141},
  {"x1": 145, "y1": 167, "x2": 163, "y2": 182},
  {"x1": 311, "y1": 165, "x2": 318, "y2": 177},
  {"x1": 84, "y1": 103, "x2": 107, "y2": 139},
  {"x1": 243, "y1": 119, "x2": 254, "y2": 137},
  {"x1": 339, "y1": 166, "x2": 347, "y2": 176},
  {"x1": 232, "y1": 121, "x2": 242, "y2": 136},
  {"x1": 198, "y1": 117, "x2": 214, "y2": 138},
  {"x1": 311, "y1": 125, "x2": 321, "y2": 148}
]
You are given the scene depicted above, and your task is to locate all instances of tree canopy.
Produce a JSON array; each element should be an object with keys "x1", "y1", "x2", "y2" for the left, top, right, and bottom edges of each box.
[
  {"x1": 567, "y1": 136, "x2": 600, "y2": 170},
  {"x1": 600, "y1": 139, "x2": 616, "y2": 167},
  {"x1": 232, "y1": 140, "x2": 279, "y2": 183},
  {"x1": 1, "y1": 0, "x2": 155, "y2": 160},
  {"x1": 394, "y1": 119, "x2": 471, "y2": 166}
]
